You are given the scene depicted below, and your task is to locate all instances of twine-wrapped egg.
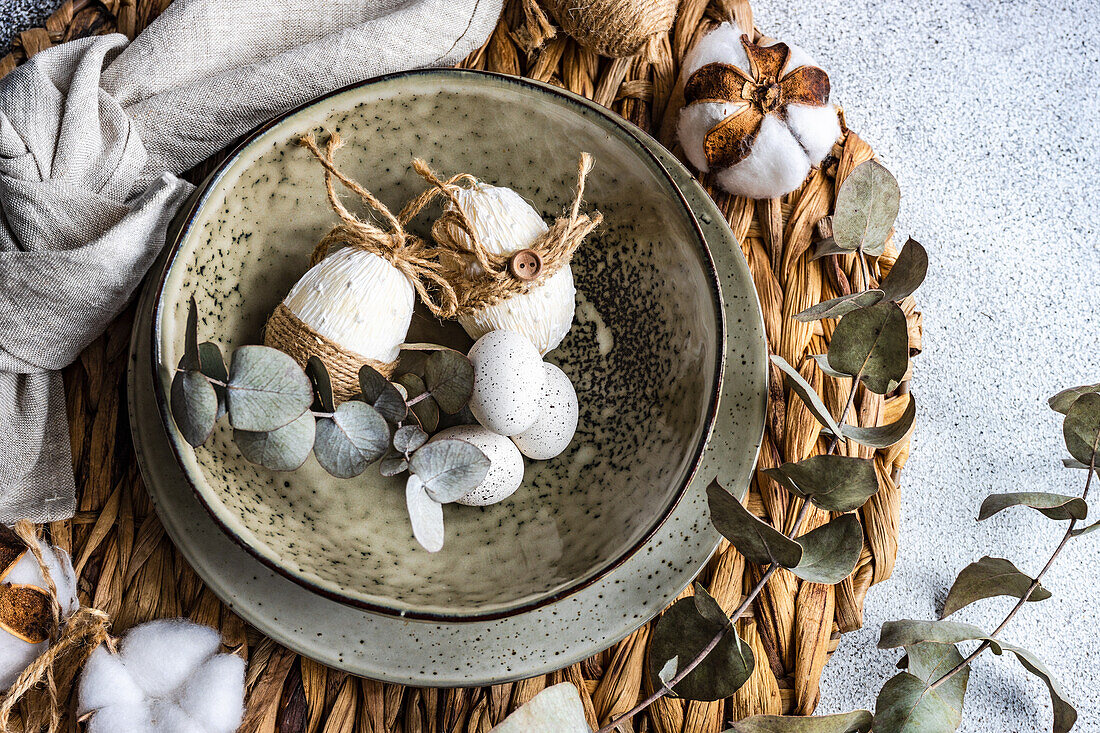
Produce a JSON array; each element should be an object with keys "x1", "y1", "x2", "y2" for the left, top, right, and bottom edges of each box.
[
  {"x1": 419, "y1": 154, "x2": 602, "y2": 357},
  {"x1": 0, "y1": 525, "x2": 78, "y2": 690},
  {"x1": 541, "y1": 0, "x2": 677, "y2": 58},
  {"x1": 266, "y1": 134, "x2": 454, "y2": 401},
  {"x1": 438, "y1": 184, "x2": 576, "y2": 355},
  {"x1": 676, "y1": 22, "x2": 840, "y2": 199}
]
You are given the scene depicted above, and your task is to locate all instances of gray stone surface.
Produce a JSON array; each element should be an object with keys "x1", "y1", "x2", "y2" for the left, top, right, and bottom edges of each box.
[
  {"x1": 2, "y1": 0, "x2": 1098, "y2": 729},
  {"x1": 0, "y1": 0, "x2": 59, "y2": 51}
]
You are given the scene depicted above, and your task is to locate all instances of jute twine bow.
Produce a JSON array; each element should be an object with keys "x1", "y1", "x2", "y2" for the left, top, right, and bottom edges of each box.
[
  {"x1": 0, "y1": 522, "x2": 112, "y2": 733},
  {"x1": 416, "y1": 153, "x2": 603, "y2": 317}
]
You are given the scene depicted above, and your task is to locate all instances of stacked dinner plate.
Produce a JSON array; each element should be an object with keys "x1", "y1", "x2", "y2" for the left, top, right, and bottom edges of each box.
[{"x1": 128, "y1": 69, "x2": 767, "y2": 686}]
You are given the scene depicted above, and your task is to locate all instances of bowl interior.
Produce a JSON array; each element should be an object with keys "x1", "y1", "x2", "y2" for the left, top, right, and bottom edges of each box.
[{"x1": 155, "y1": 70, "x2": 724, "y2": 619}]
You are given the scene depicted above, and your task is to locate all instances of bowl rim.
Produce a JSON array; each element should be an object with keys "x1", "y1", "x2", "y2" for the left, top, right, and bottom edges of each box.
[{"x1": 151, "y1": 67, "x2": 726, "y2": 622}]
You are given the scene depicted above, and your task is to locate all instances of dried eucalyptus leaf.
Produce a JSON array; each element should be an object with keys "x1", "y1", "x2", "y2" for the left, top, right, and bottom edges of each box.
[
  {"x1": 902, "y1": 642, "x2": 969, "y2": 689},
  {"x1": 991, "y1": 642, "x2": 1077, "y2": 733},
  {"x1": 1049, "y1": 383, "x2": 1100, "y2": 415},
  {"x1": 1063, "y1": 393, "x2": 1100, "y2": 466},
  {"x1": 198, "y1": 342, "x2": 228, "y2": 419},
  {"x1": 405, "y1": 474, "x2": 444, "y2": 553},
  {"x1": 840, "y1": 394, "x2": 917, "y2": 448},
  {"x1": 226, "y1": 346, "x2": 313, "y2": 432},
  {"x1": 763, "y1": 456, "x2": 879, "y2": 512},
  {"x1": 305, "y1": 357, "x2": 335, "y2": 413},
  {"x1": 358, "y1": 365, "x2": 390, "y2": 403},
  {"x1": 394, "y1": 425, "x2": 429, "y2": 454},
  {"x1": 978, "y1": 492, "x2": 1087, "y2": 522},
  {"x1": 827, "y1": 301, "x2": 909, "y2": 395},
  {"x1": 234, "y1": 411, "x2": 316, "y2": 472},
  {"x1": 647, "y1": 596, "x2": 754, "y2": 701},
  {"x1": 313, "y1": 401, "x2": 390, "y2": 479},
  {"x1": 396, "y1": 373, "x2": 439, "y2": 432},
  {"x1": 879, "y1": 619, "x2": 997, "y2": 652},
  {"x1": 424, "y1": 349, "x2": 475, "y2": 414},
  {"x1": 833, "y1": 160, "x2": 900, "y2": 256},
  {"x1": 791, "y1": 514, "x2": 863, "y2": 584},
  {"x1": 170, "y1": 370, "x2": 218, "y2": 447},
  {"x1": 707, "y1": 481, "x2": 802, "y2": 568},
  {"x1": 878, "y1": 238, "x2": 928, "y2": 301},
  {"x1": 873, "y1": 671, "x2": 964, "y2": 733},
  {"x1": 181, "y1": 296, "x2": 201, "y2": 370},
  {"x1": 692, "y1": 583, "x2": 730, "y2": 628},
  {"x1": 727, "y1": 710, "x2": 873, "y2": 732},
  {"x1": 380, "y1": 452, "x2": 410, "y2": 477},
  {"x1": 941, "y1": 556, "x2": 1051, "y2": 618},
  {"x1": 793, "y1": 291, "x2": 884, "y2": 322},
  {"x1": 810, "y1": 237, "x2": 850, "y2": 260},
  {"x1": 770, "y1": 355, "x2": 843, "y2": 435},
  {"x1": 809, "y1": 354, "x2": 852, "y2": 379},
  {"x1": 409, "y1": 439, "x2": 491, "y2": 503},
  {"x1": 1071, "y1": 520, "x2": 1100, "y2": 538}
]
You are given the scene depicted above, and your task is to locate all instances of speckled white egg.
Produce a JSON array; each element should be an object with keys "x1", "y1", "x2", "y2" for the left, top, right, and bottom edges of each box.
[
  {"x1": 511, "y1": 363, "x2": 579, "y2": 460},
  {"x1": 431, "y1": 426, "x2": 525, "y2": 506},
  {"x1": 467, "y1": 330, "x2": 546, "y2": 436}
]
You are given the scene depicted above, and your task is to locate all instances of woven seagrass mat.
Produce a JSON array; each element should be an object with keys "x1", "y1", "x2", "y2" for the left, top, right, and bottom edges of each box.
[{"x1": 1, "y1": 0, "x2": 921, "y2": 730}]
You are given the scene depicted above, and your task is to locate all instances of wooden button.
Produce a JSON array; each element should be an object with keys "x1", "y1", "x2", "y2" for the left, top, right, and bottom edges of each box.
[{"x1": 509, "y1": 249, "x2": 543, "y2": 281}]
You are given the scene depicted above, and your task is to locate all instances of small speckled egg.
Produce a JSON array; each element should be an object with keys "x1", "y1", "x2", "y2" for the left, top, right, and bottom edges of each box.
[
  {"x1": 431, "y1": 426, "x2": 525, "y2": 506},
  {"x1": 511, "y1": 363, "x2": 579, "y2": 460},
  {"x1": 467, "y1": 330, "x2": 546, "y2": 436}
]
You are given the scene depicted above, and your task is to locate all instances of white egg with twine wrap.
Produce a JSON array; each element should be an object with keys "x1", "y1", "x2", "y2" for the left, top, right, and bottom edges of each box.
[
  {"x1": 419, "y1": 154, "x2": 602, "y2": 356},
  {"x1": 676, "y1": 21, "x2": 840, "y2": 200},
  {"x1": 264, "y1": 134, "x2": 462, "y2": 402}
]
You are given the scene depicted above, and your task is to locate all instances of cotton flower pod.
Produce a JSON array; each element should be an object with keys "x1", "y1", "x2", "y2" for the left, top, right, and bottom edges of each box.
[
  {"x1": 439, "y1": 184, "x2": 577, "y2": 355},
  {"x1": 0, "y1": 527, "x2": 79, "y2": 690},
  {"x1": 677, "y1": 22, "x2": 840, "y2": 199}
]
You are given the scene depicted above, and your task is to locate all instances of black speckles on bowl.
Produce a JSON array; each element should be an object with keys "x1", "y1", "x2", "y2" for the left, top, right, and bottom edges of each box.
[{"x1": 152, "y1": 70, "x2": 726, "y2": 621}]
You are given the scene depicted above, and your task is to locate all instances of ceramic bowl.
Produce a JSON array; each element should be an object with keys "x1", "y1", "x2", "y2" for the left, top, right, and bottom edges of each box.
[{"x1": 151, "y1": 69, "x2": 725, "y2": 620}]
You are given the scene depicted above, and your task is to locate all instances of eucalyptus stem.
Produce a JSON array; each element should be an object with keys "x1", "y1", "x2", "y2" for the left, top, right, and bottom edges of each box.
[
  {"x1": 928, "y1": 437, "x2": 1098, "y2": 693},
  {"x1": 594, "y1": 373, "x2": 862, "y2": 733}
]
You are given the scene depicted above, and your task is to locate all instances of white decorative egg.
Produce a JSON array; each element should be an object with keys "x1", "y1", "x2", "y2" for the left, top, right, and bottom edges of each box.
[
  {"x1": 431, "y1": 426, "x2": 525, "y2": 506},
  {"x1": 442, "y1": 184, "x2": 577, "y2": 354},
  {"x1": 512, "y1": 363, "x2": 579, "y2": 460},
  {"x1": 467, "y1": 331, "x2": 546, "y2": 436}
]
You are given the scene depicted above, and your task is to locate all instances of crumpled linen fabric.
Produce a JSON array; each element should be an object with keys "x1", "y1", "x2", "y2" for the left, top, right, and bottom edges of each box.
[{"x1": 0, "y1": 0, "x2": 503, "y2": 523}]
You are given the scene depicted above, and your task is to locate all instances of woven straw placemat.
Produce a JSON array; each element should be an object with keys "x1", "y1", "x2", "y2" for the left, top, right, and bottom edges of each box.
[{"x1": 1, "y1": 0, "x2": 919, "y2": 730}]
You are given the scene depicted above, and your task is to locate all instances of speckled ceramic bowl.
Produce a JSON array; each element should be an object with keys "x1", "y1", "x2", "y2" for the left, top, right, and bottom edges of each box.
[{"x1": 152, "y1": 69, "x2": 724, "y2": 620}]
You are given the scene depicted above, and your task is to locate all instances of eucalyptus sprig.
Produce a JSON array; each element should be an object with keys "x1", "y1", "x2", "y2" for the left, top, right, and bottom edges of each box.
[
  {"x1": 594, "y1": 160, "x2": 923, "y2": 733},
  {"x1": 168, "y1": 297, "x2": 486, "y2": 551}
]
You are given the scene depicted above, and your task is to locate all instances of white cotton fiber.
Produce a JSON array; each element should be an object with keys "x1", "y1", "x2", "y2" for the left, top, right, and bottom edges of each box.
[
  {"x1": 78, "y1": 646, "x2": 146, "y2": 712},
  {"x1": 78, "y1": 619, "x2": 245, "y2": 733},
  {"x1": 119, "y1": 618, "x2": 221, "y2": 698},
  {"x1": 681, "y1": 21, "x2": 748, "y2": 78},
  {"x1": 0, "y1": 633, "x2": 41, "y2": 691},
  {"x1": 84, "y1": 702, "x2": 152, "y2": 733},
  {"x1": 178, "y1": 653, "x2": 246, "y2": 732},
  {"x1": 490, "y1": 683, "x2": 592, "y2": 732},
  {"x1": 786, "y1": 103, "x2": 843, "y2": 163},
  {"x1": 715, "y1": 114, "x2": 812, "y2": 200}
]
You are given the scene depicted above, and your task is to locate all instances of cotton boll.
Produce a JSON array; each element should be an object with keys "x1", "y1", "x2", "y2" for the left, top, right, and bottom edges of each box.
[
  {"x1": 490, "y1": 682, "x2": 592, "y2": 732},
  {"x1": 119, "y1": 619, "x2": 221, "y2": 699},
  {"x1": 467, "y1": 331, "x2": 546, "y2": 436},
  {"x1": 178, "y1": 653, "x2": 246, "y2": 732},
  {"x1": 78, "y1": 646, "x2": 145, "y2": 712},
  {"x1": 149, "y1": 700, "x2": 207, "y2": 733},
  {"x1": 0, "y1": 538, "x2": 79, "y2": 690},
  {"x1": 440, "y1": 184, "x2": 577, "y2": 354},
  {"x1": 431, "y1": 426, "x2": 525, "y2": 506},
  {"x1": 677, "y1": 21, "x2": 839, "y2": 199},
  {"x1": 512, "y1": 363, "x2": 579, "y2": 460}
]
